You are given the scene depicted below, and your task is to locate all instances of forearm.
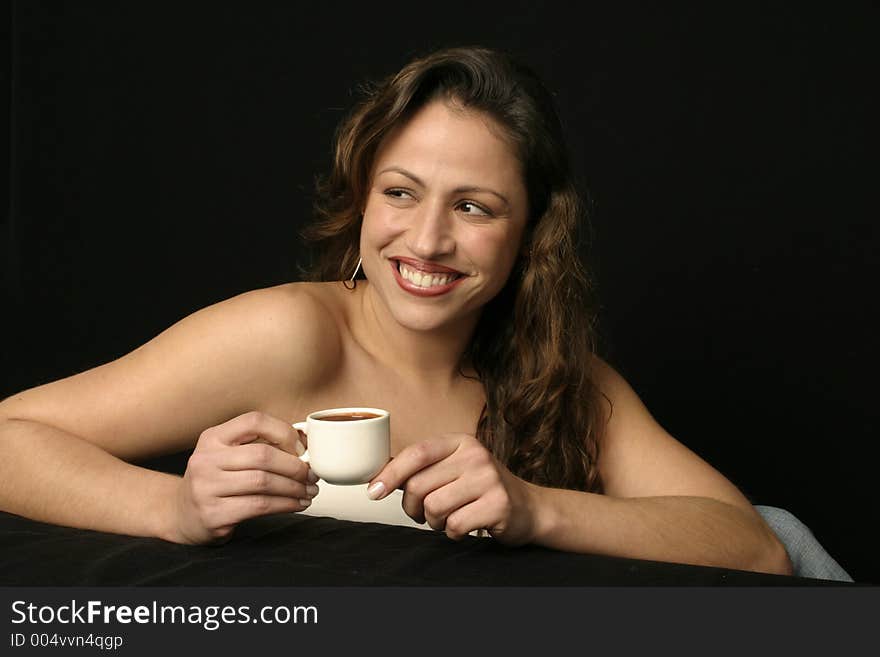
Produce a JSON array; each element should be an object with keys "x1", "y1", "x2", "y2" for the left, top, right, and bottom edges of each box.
[
  {"x1": 0, "y1": 418, "x2": 180, "y2": 541},
  {"x1": 528, "y1": 485, "x2": 792, "y2": 575}
]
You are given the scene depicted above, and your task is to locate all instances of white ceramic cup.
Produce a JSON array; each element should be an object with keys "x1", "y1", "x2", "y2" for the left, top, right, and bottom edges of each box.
[{"x1": 292, "y1": 407, "x2": 390, "y2": 485}]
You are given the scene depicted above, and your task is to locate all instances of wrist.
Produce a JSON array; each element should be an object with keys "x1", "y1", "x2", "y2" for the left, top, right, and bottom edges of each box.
[
  {"x1": 151, "y1": 473, "x2": 187, "y2": 544},
  {"x1": 523, "y1": 480, "x2": 557, "y2": 545}
]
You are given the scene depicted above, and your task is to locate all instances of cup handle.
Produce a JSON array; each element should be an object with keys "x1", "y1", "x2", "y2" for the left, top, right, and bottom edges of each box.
[{"x1": 292, "y1": 422, "x2": 310, "y2": 463}]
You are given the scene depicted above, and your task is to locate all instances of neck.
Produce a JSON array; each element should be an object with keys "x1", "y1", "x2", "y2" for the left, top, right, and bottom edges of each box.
[{"x1": 355, "y1": 281, "x2": 478, "y2": 386}]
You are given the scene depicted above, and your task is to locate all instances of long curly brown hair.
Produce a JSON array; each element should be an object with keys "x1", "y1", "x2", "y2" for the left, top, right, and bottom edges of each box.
[{"x1": 302, "y1": 46, "x2": 605, "y2": 493}]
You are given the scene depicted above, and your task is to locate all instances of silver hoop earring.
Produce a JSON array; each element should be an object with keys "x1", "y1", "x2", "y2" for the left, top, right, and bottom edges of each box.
[{"x1": 349, "y1": 256, "x2": 362, "y2": 282}]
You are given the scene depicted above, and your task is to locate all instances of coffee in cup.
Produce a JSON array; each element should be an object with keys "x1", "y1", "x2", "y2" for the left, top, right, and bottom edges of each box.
[
  {"x1": 317, "y1": 412, "x2": 382, "y2": 422},
  {"x1": 292, "y1": 407, "x2": 390, "y2": 485}
]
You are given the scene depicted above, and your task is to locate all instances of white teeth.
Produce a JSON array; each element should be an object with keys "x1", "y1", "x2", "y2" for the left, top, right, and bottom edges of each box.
[{"x1": 398, "y1": 262, "x2": 459, "y2": 288}]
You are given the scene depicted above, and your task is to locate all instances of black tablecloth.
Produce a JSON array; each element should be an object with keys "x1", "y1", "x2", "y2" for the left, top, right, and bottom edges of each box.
[{"x1": 0, "y1": 511, "x2": 845, "y2": 586}]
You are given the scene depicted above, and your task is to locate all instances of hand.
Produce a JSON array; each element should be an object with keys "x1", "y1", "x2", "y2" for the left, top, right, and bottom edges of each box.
[
  {"x1": 367, "y1": 433, "x2": 539, "y2": 545},
  {"x1": 170, "y1": 411, "x2": 319, "y2": 545}
]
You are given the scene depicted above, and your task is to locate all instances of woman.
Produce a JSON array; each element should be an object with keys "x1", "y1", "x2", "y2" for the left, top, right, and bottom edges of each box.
[{"x1": 0, "y1": 46, "x2": 791, "y2": 575}]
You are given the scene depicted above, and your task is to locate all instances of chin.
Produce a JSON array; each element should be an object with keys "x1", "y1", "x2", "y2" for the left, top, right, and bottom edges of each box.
[
  {"x1": 389, "y1": 307, "x2": 461, "y2": 333},
  {"x1": 366, "y1": 266, "x2": 489, "y2": 333}
]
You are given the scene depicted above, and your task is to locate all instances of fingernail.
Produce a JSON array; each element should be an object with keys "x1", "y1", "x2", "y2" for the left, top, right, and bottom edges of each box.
[
  {"x1": 299, "y1": 498, "x2": 312, "y2": 507},
  {"x1": 367, "y1": 481, "x2": 385, "y2": 500},
  {"x1": 307, "y1": 469, "x2": 319, "y2": 484},
  {"x1": 294, "y1": 441, "x2": 306, "y2": 457},
  {"x1": 306, "y1": 484, "x2": 319, "y2": 496}
]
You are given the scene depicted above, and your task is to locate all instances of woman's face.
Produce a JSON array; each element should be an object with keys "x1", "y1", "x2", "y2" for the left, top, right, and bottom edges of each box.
[{"x1": 360, "y1": 99, "x2": 529, "y2": 333}]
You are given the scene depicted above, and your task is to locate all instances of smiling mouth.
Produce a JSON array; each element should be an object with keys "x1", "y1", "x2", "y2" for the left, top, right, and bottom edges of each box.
[{"x1": 395, "y1": 260, "x2": 463, "y2": 289}]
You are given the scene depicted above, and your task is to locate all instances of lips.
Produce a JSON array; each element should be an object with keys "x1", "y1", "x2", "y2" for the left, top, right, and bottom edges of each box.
[
  {"x1": 390, "y1": 258, "x2": 466, "y2": 297},
  {"x1": 393, "y1": 257, "x2": 463, "y2": 275}
]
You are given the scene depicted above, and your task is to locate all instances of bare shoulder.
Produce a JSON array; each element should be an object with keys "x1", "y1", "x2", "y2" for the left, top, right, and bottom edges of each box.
[
  {"x1": 588, "y1": 355, "x2": 652, "y2": 437},
  {"x1": 0, "y1": 282, "x2": 345, "y2": 461},
  {"x1": 118, "y1": 280, "x2": 344, "y2": 396},
  {"x1": 231, "y1": 281, "x2": 344, "y2": 383},
  {"x1": 590, "y1": 354, "x2": 755, "y2": 511}
]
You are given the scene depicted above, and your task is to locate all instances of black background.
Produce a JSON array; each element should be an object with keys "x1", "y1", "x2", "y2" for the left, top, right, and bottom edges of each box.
[{"x1": 2, "y1": 3, "x2": 876, "y2": 582}]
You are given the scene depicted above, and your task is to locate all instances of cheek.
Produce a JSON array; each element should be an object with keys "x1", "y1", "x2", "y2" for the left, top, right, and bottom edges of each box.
[
  {"x1": 488, "y1": 226, "x2": 524, "y2": 264},
  {"x1": 364, "y1": 194, "x2": 411, "y2": 234},
  {"x1": 362, "y1": 210, "x2": 400, "y2": 246},
  {"x1": 464, "y1": 229, "x2": 522, "y2": 280}
]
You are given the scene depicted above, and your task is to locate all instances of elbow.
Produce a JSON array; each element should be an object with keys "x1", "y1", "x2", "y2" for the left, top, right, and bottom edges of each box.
[{"x1": 754, "y1": 529, "x2": 794, "y2": 577}]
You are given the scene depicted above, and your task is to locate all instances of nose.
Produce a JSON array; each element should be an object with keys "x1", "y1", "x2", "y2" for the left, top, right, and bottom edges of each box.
[{"x1": 405, "y1": 200, "x2": 455, "y2": 259}]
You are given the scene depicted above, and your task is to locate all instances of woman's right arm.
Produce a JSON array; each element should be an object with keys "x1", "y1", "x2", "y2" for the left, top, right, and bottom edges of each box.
[{"x1": 0, "y1": 283, "x2": 338, "y2": 544}]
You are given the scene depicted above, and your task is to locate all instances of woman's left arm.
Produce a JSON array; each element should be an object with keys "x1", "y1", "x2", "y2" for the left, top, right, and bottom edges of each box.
[
  {"x1": 554, "y1": 356, "x2": 792, "y2": 575},
  {"x1": 369, "y1": 358, "x2": 792, "y2": 575}
]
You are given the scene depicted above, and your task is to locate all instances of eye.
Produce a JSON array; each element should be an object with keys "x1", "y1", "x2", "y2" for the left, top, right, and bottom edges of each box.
[
  {"x1": 457, "y1": 201, "x2": 491, "y2": 217},
  {"x1": 384, "y1": 188, "x2": 415, "y2": 200}
]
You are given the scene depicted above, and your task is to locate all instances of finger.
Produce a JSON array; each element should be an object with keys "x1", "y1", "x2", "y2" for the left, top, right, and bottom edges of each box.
[
  {"x1": 368, "y1": 437, "x2": 460, "y2": 500},
  {"x1": 214, "y1": 470, "x2": 319, "y2": 500},
  {"x1": 419, "y1": 476, "x2": 484, "y2": 531},
  {"x1": 443, "y1": 498, "x2": 496, "y2": 541},
  {"x1": 219, "y1": 442, "x2": 315, "y2": 482},
  {"x1": 210, "y1": 411, "x2": 305, "y2": 456},
  {"x1": 400, "y1": 462, "x2": 464, "y2": 524},
  {"x1": 215, "y1": 495, "x2": 313, "y2": 527}
]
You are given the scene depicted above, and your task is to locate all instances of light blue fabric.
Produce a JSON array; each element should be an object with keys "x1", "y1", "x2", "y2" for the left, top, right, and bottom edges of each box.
[{"x1": 755, "y1": 505, "x2": 853, "y2": 582}]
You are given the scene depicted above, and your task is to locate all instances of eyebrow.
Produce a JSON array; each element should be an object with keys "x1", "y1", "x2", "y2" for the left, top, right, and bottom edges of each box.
[{"x1": 377, "y1": 166, "x2": 511, "y2": 208}]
